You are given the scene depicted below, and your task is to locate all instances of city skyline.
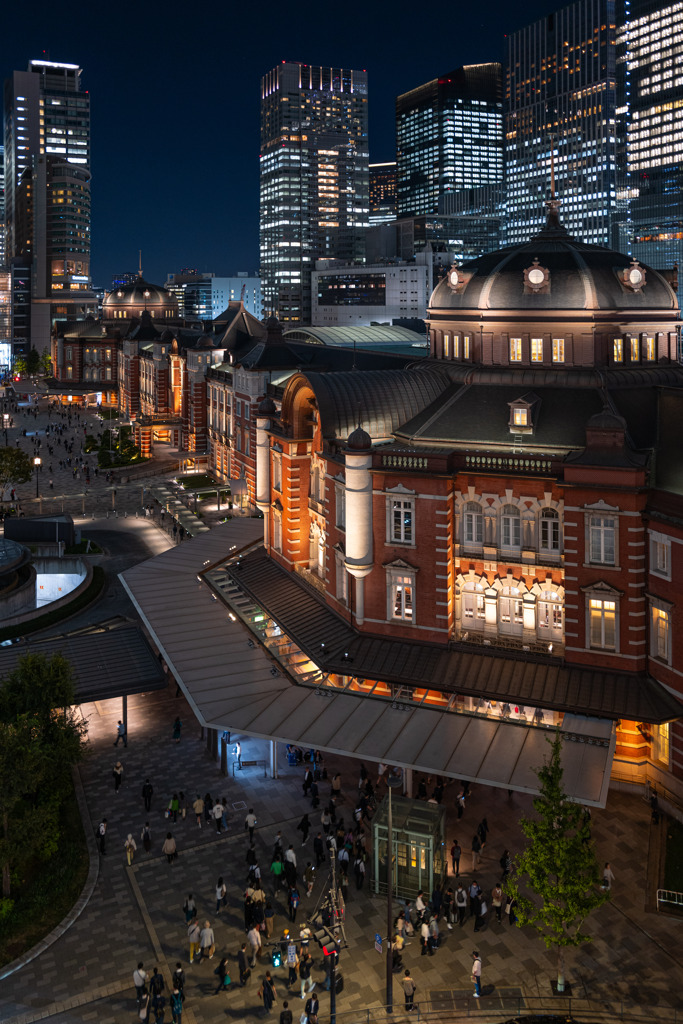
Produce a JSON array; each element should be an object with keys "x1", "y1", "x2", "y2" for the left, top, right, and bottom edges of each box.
[{"x1": 2, "y1": 0, "x2": 556, "y2": 289}]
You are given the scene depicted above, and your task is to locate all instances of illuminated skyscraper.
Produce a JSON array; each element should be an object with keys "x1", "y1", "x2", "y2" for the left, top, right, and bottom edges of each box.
[
  {"x1": 505, "y1": 0, "x2": 619, "y2": 245},
  {"x1": 260, "y1": 62, "x2": 369, "y2": 323},
  {"x1": 3, "y1": 59, "x2": 96, "y2": 349},
  {"x1": 396, "y1": 64, "x2": 503, "y2": 219},
  {"x1": 617, "y1": 0, "x2": 683, "y2": 297},
  {"x1": 369, "y1": 161, "x2": 397, "y2": 226}
]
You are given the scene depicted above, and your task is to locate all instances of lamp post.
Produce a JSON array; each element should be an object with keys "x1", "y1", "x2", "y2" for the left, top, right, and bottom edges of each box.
[
  {"x1": 3, "y1": 413, "x2": 8, "y2": 447},
  {"x1": 386, "y1": 773, "x2": 402, "y2": 1013},
  {"x1": 34, "y1": 456, "x2": 41, "y2": 498}
]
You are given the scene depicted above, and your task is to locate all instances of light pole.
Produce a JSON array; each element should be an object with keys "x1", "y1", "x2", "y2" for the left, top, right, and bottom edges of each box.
[
  {"x1": 3, "y1": 413, "x2": 8, "y2": 447},
  {"x1": 386, "y1": 773, "x2": 402, "y2": 1013},
  {"x1": 34, "y1": 456, "x2": 41, "y2": 498}
]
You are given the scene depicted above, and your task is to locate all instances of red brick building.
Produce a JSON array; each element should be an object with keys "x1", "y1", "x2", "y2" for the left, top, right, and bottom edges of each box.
[{"x1": 243, "y1": 204, "x2": 683, "y2": 805}]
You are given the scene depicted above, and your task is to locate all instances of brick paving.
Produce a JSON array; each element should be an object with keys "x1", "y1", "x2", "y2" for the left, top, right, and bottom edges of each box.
[{"x1": 1, "y1": 391, "x2": 682, "y2": 1024}]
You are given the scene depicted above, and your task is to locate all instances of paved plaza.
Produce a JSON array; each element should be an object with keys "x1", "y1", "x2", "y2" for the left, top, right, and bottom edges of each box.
[{"x1": 0, "y1": 393, "x2": 682, "y2": 1024}]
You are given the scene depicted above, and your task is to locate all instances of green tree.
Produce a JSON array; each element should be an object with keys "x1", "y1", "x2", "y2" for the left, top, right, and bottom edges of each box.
[
  {"x1": 39, "y1": 347, "x2": 52, "y2": 375},
  {"x1": 0, "y1": 448, "x2": 33, "y2": 499},
  {"x1": 13, "y1": 355, "x2": 27, "y2": 376},
  {"x1": 0, "y1": 654, "x2": 85, "y2": 896},
  {"x1": 505, "y1": 730, "x2": 609, "y2": 992},
  {"x1": 26, "y1": 348, "x2": 40, "y2": 376}
]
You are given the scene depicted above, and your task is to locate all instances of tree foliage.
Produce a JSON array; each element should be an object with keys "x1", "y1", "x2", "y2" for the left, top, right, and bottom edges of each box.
[
  {"x1": 0, "y1": 448, "x2": 33, "y2": 496},
  {"x1": 0, "y1": 654, "x2": 85, "y2": 897},
  {"x1": 505, "y1": 730, "x2": 609, "y2": 980},
  {"x1": 39, "y1": 347, "x2": 52, "y2": 375},
  {"x1": 26, "y1": 348, "x2": 41, "y2": 376}
]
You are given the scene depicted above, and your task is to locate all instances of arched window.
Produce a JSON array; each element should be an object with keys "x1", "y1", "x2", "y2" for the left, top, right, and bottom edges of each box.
[
  {"x1": 499, "y1": 586, "x2": 523, "y2": 635},
  {"x1": 500, "y1": 504, "x2": 521, "y2": 549},
  {"x1": 539, "y1": 508, "x2": 560, "y2": 554},
  {"x1": 537, "y1": 589, "x2": 563, "y2": 642},
  {"x1": 463, "y1": 501, "x2": 483, "y2": 546},
  {"x1": 461, "y1": 582, "x2": 485, "y2": 630}
]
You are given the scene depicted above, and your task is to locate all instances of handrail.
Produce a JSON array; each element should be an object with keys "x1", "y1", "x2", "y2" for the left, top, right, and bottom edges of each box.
[{"x1": 657, "y1": 888, "x2": 683, "y2": 911}]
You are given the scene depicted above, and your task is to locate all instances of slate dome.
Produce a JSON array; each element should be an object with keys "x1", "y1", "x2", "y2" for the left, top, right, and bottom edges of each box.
[{"x1": 103, "y1": 277, "x2": 178, "y2": 318}]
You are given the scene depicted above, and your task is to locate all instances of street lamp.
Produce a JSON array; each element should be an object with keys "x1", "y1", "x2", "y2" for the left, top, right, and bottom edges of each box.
[
  {"x1": 34, "y1": 456, "x2": 41, "y2": 498},
  {"x1": 3, "y1": 413, "x2": 8, "y2": 447},
  {"x1": 386, "y1": 773, "x2": 403, "y2": 1014}
]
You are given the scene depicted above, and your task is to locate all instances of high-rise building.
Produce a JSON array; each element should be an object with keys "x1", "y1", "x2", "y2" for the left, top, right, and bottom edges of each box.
[
  {"x1": 396, "y1": 64, "x2": 503, "y2": 219},
  {"x1": 0, "y1": 145, "x2": 5, "y2": 267},
  {"x1": 260, "y1": 62, "x2": 369, "y2": 324},
  {"x1": 369, "y1": 161, "x2": 397, "y2": 225},
  {"x1": 165, "y1": 271, "x2": 263, "y2": 320},
  {"x1": 505, "y1": 0, "x2": 619, "y2": 246},
  {"x1": 3, "y1": 59, "x2": 96, "y2": 351},
  {"x1": 617, "y1": 0, "x2": 683, "y2": 301}
]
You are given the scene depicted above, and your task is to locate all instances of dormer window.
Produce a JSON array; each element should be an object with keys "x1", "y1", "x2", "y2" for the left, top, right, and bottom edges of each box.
[
  {"x1": 513, "y1": 407, "x2": 528, "y2": 427},
  {"x1": 524, "y1": 259, "x2": 550, "y2": 294},
  {"x1": 508, "y1": 393, "x2": 540, "y2": 435}
]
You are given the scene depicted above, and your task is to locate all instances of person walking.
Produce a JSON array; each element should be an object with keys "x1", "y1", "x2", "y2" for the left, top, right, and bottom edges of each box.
[
  {"x1": 602, "y1": 862, "x2": 615, "y2": 890},
  {"x1": 288, "y1": 885, "x2": 300, "y2": 922},
  {"x1": 491, "y1": 883, "x2": 504, "y2": 923},
  {"x1": 172, "y1": 717, "x2": 182, "y2": 743},
  {"x1": 97, "y1": 818, "x2": 107, "y2": 855},
  {"x1": 172, "y1": 964, "x2": 185, "y2": 996},
  {"x1": 187, "y1": 917, "x2": 201, "y2": 964},
  {"x1": 313, "y1": 833, "x2": 325, "y2": 868},
  {"x1": 297, "y1": 813, "x2": 311, "y2": 845},
  {"x1": 471, "y1": 833, "x2": 482, "y2": 871},
  {"x1": 215, "y1": 876, "x2": 227, "y2": 913},
  {"x1": 245, "y1": 808, "x2": 257, "y2": 843},
  {"x1": 469, "y1": 880, "x2": 481, "y2": 917},
  {"x1": 213, "y1": 799, "x2": 224, "y2": 833},
  {"x1": 280, "y1": 1000, "x2": 293, "y2": 1024},
  {"x1": 113, "y1": 760, "x2": 124, "y2": 793},
  {"x1": 213, "y1": 957, "x2": 230, "y2": 994},
  {"x1": 149, "y1": 967, "x2": 164, "y2": 1001},
  {"x1": 168, "y1": 794, "x2": 179, "y2": 823},
  {"x1": 299, "y1": 953, "x2": 315, "y2": 999},
  {"x1": 499, "y1": 849, "x2": 512, "y2": 880},
  {"x1": 125, "y1": 833, "x2": 137, "y2": 866},
  {"x1": 114, "y1": 719, "x2": 127, "y2": 747},
  {"x1": 200, "y1": 920, "x2": 215, "y2": 960},
  {"x1": 259, "y1": 972, "x2": 277, "y2": 1014},
  {"x1": 142, "y1": 779, "x2": 154, "y2": 812},
  {"x1": 183, "y1": 893, "x2": 196, "y2": 923},
  {"x1": 247, "y1": 924, "x2": 262, "y2": 966},
  {"x1": 304, "y1": 991, "x2": 319, "y2": 1024},
  {"x1": 471, "y1": 951, "x2": 482, "y2": 998},
  {"x1": 455, "y1": 883, "x2": 467, "y2": 927},
  {"x1": 238, "y1": 943, "x2": 251, "y2": 985},
  {"x1": 162, "y1": 833, "x2": 177, "y2": 863},
  {"x1": 133, "y1": 962, "x2": 148, "y2": 1004},
  {"x1": 170, "y1": 987, "x2": 183, "y2": 1024},
  {"x1": 192, "y1": 795, "x2": 204, "y2": 828},
  {"x1": 402, "y1": 969, "x2": 417, "y2": 1011},
  {"x1": 141, "y1": 822, "x2": 152, "y2": 854},
  {"x1": 450, "y1": 839, "x2": 461, "y2": 877}
]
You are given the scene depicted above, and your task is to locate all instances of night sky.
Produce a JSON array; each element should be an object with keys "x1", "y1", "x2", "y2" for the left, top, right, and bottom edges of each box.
[{"x1": 4, "y1": 0, "x2": 555, "y2": 290}]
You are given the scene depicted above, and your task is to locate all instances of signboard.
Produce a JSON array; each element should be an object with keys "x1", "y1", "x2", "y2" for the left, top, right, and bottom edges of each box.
[
  {"x1": 375, "y1": 932, "x2": 382, "y2": 954},
  {"x1": 287, "y1": 943, "x2": 297, "y2": 966}
]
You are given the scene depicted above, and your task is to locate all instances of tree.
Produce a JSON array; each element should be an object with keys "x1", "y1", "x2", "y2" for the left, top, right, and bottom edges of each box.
[
  {"x1": 0, "y1": 654, "x2": 85, "y2": 897},
  {"x1": 13, "y1": 355, "x2": 27, "y2": 377},
  {"x1": 39, "y1": 347, "x2": 52, "y2": 375},
  {"x1": 504, "y1": 730, "x2": 609, "y2": 992},
  {"x1": 26, "y1": 348, "x2": 40, "y2": 376},
  {"x1": 0, "y1": 448, "x2": 33, "y2": 499}
]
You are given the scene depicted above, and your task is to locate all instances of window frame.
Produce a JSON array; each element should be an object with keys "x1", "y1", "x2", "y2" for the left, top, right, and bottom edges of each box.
[
  {"x1": 387, "y1": 568, "x2": 416, "y2": 624},
  {"x1": 509, "y1": 337, "x2": 522, "y2": 362},
  {"x1": 552, "y1": 337, "x2": 565, "y2": 363},
  {"x1": 649, "y1": 531, "x2": 671, "y2": 581},
  {"x1": 530, "y1": 337, "x2": 544, "y2": 362},
  {"x1": 587, "y1": 513, "x2": 617, "y2": 566},
  {"x1": 387, "y1": 495, "x2": 415, "y2": 546},
  {"x1": 335, "y1": 482, "x2": 346, "y2": 530},
  {"x1": 537, "y1": 589, "x2": 564, "y2": 642},
  {"x1": 539, "y1": 508, "x2": 560, "y2": 555},
  {"x1": 587, "y1": 594, "x2": 618, "y2": 651},
  {"x1": 613, "y1": 337, "x2": 623, "y2": 363},
  {"x1": 649, "y1": 598, "x2": 672, "y2": 665},
  {"x1": 500, "y1": 504, "x2": 521, "y2": 550},
  {"x1": 499, "y1": 586, "x2": 523, "y2": 635},
  {"x1": 461, "y1": 582, "x2": 485, "y2": 630}
]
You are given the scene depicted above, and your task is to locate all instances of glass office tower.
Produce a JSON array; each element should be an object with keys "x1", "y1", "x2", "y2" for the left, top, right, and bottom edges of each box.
[
  {"x1": 260, "y1": 63, "x2": 369, "y2": 324},
  {"x1": 369, "y1": 162, "x2": 397, "y2": 226},
  {"x1": 396, "y1": 64, "x2": 503, "y2": 219},
  {"x1": 617, "y1": 0, "x2": 683, "y2": 301},
  {"x1": 505, "y1": 0, "x2": 619, "y2": 246}
]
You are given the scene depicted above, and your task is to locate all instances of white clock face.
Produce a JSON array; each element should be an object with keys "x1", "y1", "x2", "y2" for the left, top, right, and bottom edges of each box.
[
  {"x1": 629, "y1": 267, "x2": 643, "y2": 286},
  {"x1": 449, "y1": 270, "x2": 459, "y2": 287},
  {"x1": 528, "y1": 267, "x2": 545, "y2": 286}
]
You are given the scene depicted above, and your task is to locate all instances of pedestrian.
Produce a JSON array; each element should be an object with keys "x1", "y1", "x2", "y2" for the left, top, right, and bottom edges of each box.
[
  {"x1": 450, "y1": 838, "x2": 461, "y2": 877},
  {"x1": 492, "y1": 883, "x2": 504, "y2": 922},
  {"x1": 133, "y1": 962, "x2": 148, "y2": 1004},
  {"x1": 172, "y1": 716, "x2": 182, "y2": 743},
  {"x1": 183, "y1": 893, "x2": 196, "y2": 923},
  {"x1": 113, "y1": 760, "x2": 124, "y2": 793},
  {"x1": 601, "y1": 862, "x2": 615, "y2": 890},
  {"x1": 420, "y1": 918, "x2": 432, "y2": 955},
  {"x1": 304, "y1": 862, "x2": 315, "y2": 897},
  {"x1": 456, "y1": 790, "x2": 465, "y2": 819},
  {"x1": 471, "y1": 950, "x2": 482, "y2": 998},
  {"x1": 474, "y1": 893, "x2": 487, "y2": 933},
  {"x1": 142, "y1": 778, "x2": 154, "y2": 812},
  {"x1": 247, "y1": 923, "x2": 262, "y2": 966},
  {"x1": 150, "y1": 967, "x2": 164, "y2": 1000},
  {"x1": 299, "y1": 953, "x2": 315, "y2": 998},
  {"x1": 280, "y1": 1000, "x2": 293, "y2": 1024},
  {"x1": 477, "y1": 818, "x2": 489, "y2": 847},
  {"x1": 234, "y1": 740, "x2": 242, "y2": 767},
  {"x1": 313, "y1": 832, "x2": 325, "y2": 868},
  {"x1": 97, "y1": 818, "x2": 107, "y2": 855},
  {"x1": 499, "y1": 849, "x2": 512, "y2": 879},
  {"x1": 162, "y1": 832, "x2": 177, "y2": 863},
  {"x1": 172, "y1": 964, "x2": 185, "y2": 996},
  {"x1": 507, "y1": 895, "x2": 517, "y2": 925},
  {"x1": 402, "y1": 969, "x2": 417, "y2": 1011},
  {"x1": 151, "y1": 992, "x2": 165, "y2": 1023},
  {"x1": 303, "y1": 767, "x2": 312, "y2": 795},
  {"x1": 238, "y1": 942, "x2": 251, "y2": 985},
  {"x1": 304, "y1": 990, "x2": 319, "y2": 1023},
  {"x1": 125, "y1": 833, "x2": 137, "y2": 866},
  {"x1": 469, "y1": 880, "x2": 481, "y2": 917},
  {"x1": 215, "y1": 876, "x2": 227, "y2": 913},
  {"x1": 141, "y1": 822, "x2": 152, "y2": 853},
  {"x1": 114, "y1": 719, "x2": 127, "y2": 747},
  {"x1": 471, "y1": 833, "x2": 482, "y2": 871},
  {"x1": 297, "y1": 813, "x2": 311, "y2": 844},
  {"x1": 200, "y1": 919, "x2": 215, "y2": 960},
  {"x1": 192, "y1": 794, "x2": 204, "y2": 828},
  {"x1": 168, "y1": 793, "x2": 179, "y2": 823},
  {"x1": 213, "y1": 799, "x2": 224, "y2": 833},
  {"x1": 187, "y1": 917, "x2": 201, "y2": 963},
  {"x1": 456, "y1": 883, "x2": 467, "y2": 926},
  {"x1": 259, "y1": 972, "x2": 277, "y2": 1014},
  {"x1": 271, "y1": 853, "x2": 285, "y2": 891},
  {"x1": 170, "y1": 987, "x2": 183, "y2": 1024},
  {"x1": 288, "y1": 885, "x2": 300, "y2": 922},
  {"x1": 214, "y1": 957, "x2": 230, "y2": 994},
  {"x1": 245, "y1": 808, "x2": 257, "y2": 842},
  {"x1": 353, "y1": 855, "x2": 366, "y2": 889}
]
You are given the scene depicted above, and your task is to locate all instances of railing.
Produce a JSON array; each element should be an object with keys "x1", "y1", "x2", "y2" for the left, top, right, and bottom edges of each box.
[
  {"x1": 463, "y1": 453, "x2": 555, "y2": 474},
  {"x1": 657, "y1": 888, "x2": 683, "y2": 912}
]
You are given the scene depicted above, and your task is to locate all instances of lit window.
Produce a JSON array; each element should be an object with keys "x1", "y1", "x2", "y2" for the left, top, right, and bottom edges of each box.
[
  {"x1": 462, "y1": 582, "x2": 485, "y2": 629},
  {"x1": 389, "y1": 498, "x2": 414, "y2": 544},
  {"x1": 537, "y1": 590, "x2": 564, "y2": 640},
  {"x1": 500, "y1": 505, "x2": 521, "y2": 548},
  {"x1": 630, "y1": 337, "x2": 640, "y2": 361},
  {"x1": 443, "y1": 333, "x2": 450, "y2": 358},
  {"x1": 513, "y1": 407, "x2": 528, "y2": 426},
  {"x1": 645, "y1": 336, "x2": 655, "y2": 361},
  {"x1": 499, "y1": 586, "x2": 523, "y2": 635},
  {"x1": 463, "y1": 502, "x2": 483, "y2": 546},
  {"x1": 589, "y1": 597, "x2": 617, "y2": 649},
  {"x1": 649, "y1": 532, "x2": 671, "y2": 579},
  {"x1": 613, "y1": 338, "x2": 623, "y2": 363},
  {"x1": 531, "y1": 337, "x2": 543, "y2": 362},
  {"x1": 539, "y1": 508, "x2": 560, "y2": 553},
  {"x1": 463, "y1": 335, "x2": 471, "y2": 359},
  {"x1": 66, "y1": 365, "x2": 73, "y2": 379},
  {"x1": 650, "y1": 603, "x2": 670, "y2": 663},
  {"x1": 509, "y1": 338, "x2": 522, "y2": 362},
  {"x1": 589, "y1": 515, "x2": 616, "y2": 565},
  {"x1": 653, "y1": 722, "x2": 670, "y2": 764},
  {"x1": 453, "y1": 335, "x2": 460, "y2": 358},
  {"x1": 552, "y1": 338, "x2": 565, "y2": 363},
  {"x1": 388, "y1": 571, "x2": 415, "y2": 623}
]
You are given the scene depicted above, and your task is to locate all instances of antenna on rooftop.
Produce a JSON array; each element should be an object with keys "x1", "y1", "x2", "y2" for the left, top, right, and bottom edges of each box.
[{"x1": 138, "y1": 250, "x2": 143, "y2": 279}]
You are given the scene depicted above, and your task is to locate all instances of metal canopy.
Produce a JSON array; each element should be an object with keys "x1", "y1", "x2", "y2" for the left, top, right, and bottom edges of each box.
[{"x1": 120, "y1": 521, "x2": 617, "y2": 805}]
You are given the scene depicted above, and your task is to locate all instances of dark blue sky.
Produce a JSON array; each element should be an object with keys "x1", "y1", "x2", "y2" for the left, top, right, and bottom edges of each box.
[{"x1": 4, "y1": 0, "x2": 555, "y2": 289}]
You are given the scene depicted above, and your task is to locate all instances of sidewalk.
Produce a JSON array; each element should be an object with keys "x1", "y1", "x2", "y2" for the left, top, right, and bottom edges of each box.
[{"x1": 0, "y1": 682, "x2": 681, "y2": 1024}]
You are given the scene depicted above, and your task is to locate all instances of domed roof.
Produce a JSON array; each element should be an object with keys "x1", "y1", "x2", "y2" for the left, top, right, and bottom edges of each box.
[
  {"x1": 346, "y1": 425, "x2": 372, "y2": 451},
  {"x1": 103, "y1": 276, "x2": 178, "y2": 316},
  {"x1": 258, "y1": 397, "x2": 277, "y2": 416},
  {"x1": 429, "y1": 203, "x2": 678, "y2": 314},
  {"x1": 196, "y1": 333, "x2": 215, "y2": 349}
]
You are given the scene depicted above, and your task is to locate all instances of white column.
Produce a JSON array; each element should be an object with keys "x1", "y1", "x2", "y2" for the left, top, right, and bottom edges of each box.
[
  {"x1": 255, "y1": 399, "x2": 274, "y2": 547},
  {"x1": 344, "y1": 437, "x2": 373, "y2": 626},
  {"x1": 270, "y1": 739, "x2": 278, "y2": 779}
]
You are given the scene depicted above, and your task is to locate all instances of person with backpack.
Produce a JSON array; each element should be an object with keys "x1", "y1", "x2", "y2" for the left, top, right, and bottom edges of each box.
[
  {"x1": 213, "y1": 957, "x2": 230, "y2": 994},
  {"x1": 169, "y1": 987, "x2": 183, "y2": 1024},
  {"x1": 288, "y1": 885, "x2": 300, "y2": 922},
  {"x1": 141, "y1": 822, "x2": 152, "y2": 854}
]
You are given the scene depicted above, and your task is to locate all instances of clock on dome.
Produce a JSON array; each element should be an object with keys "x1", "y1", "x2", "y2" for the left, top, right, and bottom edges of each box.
[
  {"x1": 622, "y1": 261, "x2": 646, "y2": 291},
  {"x1": 447, "y1": 265, "x2": 461, "y2": 291},
  {"x1": 524, "y1": 259, "x2": 550, "y2": 293}
]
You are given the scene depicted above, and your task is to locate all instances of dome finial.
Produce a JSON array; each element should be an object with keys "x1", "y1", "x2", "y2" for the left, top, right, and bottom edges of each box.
[{"x1": 138, "y1": 249, "x2": 143, "y2": 279}]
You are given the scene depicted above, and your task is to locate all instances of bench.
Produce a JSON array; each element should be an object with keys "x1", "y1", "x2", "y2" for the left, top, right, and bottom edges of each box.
[{"x1": 232, "y1": 759, "x2": 267, "y2": 778}]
